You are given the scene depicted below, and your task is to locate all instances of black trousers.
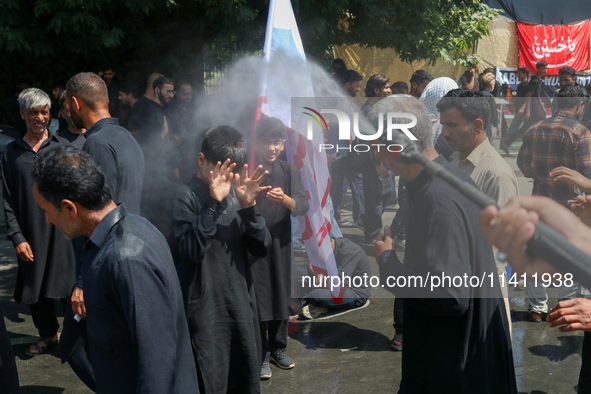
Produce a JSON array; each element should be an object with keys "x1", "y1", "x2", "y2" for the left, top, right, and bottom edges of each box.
[
  {"x1": 61, "y1": 305, "x2": 96, "y2": 393},
  {"x1": 390, "y1": 178, "x2": 409, "y2": 336},
  {"x1": 28, "y1": 296, "x2": 66, "y2": 338},
  {"x1": 330, "y1": 153, "x2": 383, "y2": 240},
  {"x1": 502, "y1": 112, "x2": 546, "y2": 148},
  {"x1": 0, "y1": 304, "x2": 19, "y2": 394},
  {"x1": 259, "y1": 319, "x2": 288, "y2": 362},
  {"x1": 392, "y1": 298, "x2": 404, "y2": 335}
]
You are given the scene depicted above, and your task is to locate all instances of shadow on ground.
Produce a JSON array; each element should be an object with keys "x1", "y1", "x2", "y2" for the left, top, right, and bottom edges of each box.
[
  {"x1": 290, "y1": 321, "x2": 391, "y2": 352},
  {"x1": 20, "y1": 386, "x2": 65, "y2": 394}
]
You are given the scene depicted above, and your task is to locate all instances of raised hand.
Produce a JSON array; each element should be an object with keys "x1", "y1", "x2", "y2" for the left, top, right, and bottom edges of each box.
[
  {"x1": 234, "y1": 164, "x2": 272, "y2": 208},
  {"x1": 209, "y1": 159, "x2": 236, "y2": 202}
]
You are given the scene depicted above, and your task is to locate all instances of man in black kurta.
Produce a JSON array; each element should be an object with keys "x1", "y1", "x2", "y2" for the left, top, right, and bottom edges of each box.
[
  {"x1": 2, "y1": 88, "x2": 76, "y2": 356},
  {"x1": 170, "y1": 126, "x2": 271, "y2": 394},
  {"x1": 82, "y1": 117, "x2": 145, "y2": 215},
  {"x1": 250, "y1": 117, "x2": 309, "y2": 377},
  {"x1": 367, "y1": 97, "x2": 517, "y2": 393},
  {"x1": 62, "y1": 72, "x2": 145, "y2": 388},
  {"x1": 31, "y1": 146, "x2": 198, "y2": 394}
]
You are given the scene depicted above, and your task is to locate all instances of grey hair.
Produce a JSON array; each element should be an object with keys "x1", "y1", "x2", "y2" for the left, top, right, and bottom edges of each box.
[
  {"x1": 366, "y1": 94, "x2": 434, "y2": 152},
  {"x1": 18, "y1": 88, "x2": 52, "y2": 111},
  {"x1": 59, "y1": 90, "x2": 67, "y2": 111}
]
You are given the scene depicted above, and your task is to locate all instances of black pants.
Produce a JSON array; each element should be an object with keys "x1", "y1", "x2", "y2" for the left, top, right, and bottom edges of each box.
[
  {"x1": 259, "y1": 320, "x2": 288, "y2": 362},
  {"x1": 330, "y1": 153, "x2": 383, "y2": 240},
  {"x1": 390, "y1": 178, "x2": 409, "y2": 337},
  {"x1": 28, "y1": 296, "x2": 66, "y2": 338},
  {"x1": 392, "y1": 298, "x2": 404, "y2": 335},
  {"x1": 0, "y1": 304, "x2": 19, "y2": 394},
  {"x1": 502, "y1": 112, "x2": 545, "y2": 148},
  {"x1": 61, "y1": 305, "x2": 96, "y2": 393}
]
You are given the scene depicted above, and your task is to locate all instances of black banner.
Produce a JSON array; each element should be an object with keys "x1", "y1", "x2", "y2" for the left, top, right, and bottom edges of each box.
[{"x1": 496, "y1": 67, "x2": 591, "y2": 91}]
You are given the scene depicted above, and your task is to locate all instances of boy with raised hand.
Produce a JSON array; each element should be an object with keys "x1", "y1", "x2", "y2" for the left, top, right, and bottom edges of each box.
[
  {"x1": 170, "y1": 126, "x2": 272, "y2": 394},
  {"x1": 250, "y1": 117, "x2": 309, "y2": 379}
]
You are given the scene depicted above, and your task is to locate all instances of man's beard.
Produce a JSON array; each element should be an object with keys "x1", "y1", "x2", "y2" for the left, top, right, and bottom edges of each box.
[
  {"x1": 158, "y1": 92, "x2": 169, "y2": 105},
  {"x1": 70, "y1": 109, "x2": 85, "y2": 129},
  {"x1": 30, "y1": 126, "x2": 46, "y2": 134}
]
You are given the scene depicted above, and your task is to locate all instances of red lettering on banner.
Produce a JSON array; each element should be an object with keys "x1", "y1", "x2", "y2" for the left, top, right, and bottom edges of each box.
[{"x1": 517, "y1": 21, "x2": 591, "y2": 75}]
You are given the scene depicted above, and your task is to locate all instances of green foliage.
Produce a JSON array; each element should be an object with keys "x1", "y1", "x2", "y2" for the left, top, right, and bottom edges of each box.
[
  {"x1": 0, "y1": 0, "x2": 497, "y2": 93},
  {"x1": 295, "y1": 0, "x2": 498, "y2": 65}
]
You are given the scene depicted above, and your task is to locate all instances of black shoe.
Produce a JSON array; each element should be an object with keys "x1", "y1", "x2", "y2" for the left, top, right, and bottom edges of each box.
[
  {"x1": 500, "y1": 140, "x2": 510, "y2": 155},
  {"x1": 271, "y1": 349, "x2": 295, "y2": 369},
  {"x1": 261, "y1": 360, "x2": 272, "y2": 379}
]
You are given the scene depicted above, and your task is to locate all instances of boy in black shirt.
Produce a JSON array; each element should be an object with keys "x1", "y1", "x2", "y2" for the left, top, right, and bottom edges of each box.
[
  {"x1": 171, "y1": 126, "x2": 272, "y2": 394},
  {"x1": 250, "y1": 117, "x2": 309, "y2": 379}
]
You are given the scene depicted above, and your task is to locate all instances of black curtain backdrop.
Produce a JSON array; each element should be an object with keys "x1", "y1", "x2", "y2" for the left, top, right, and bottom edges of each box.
[{"x1": 484, "y1": 0, "x2": 591, "y2": 25}]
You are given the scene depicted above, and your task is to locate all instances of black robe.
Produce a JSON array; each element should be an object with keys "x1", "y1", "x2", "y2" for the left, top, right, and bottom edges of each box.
[
  {"x1": 378, "y1": 156, "x2": 517, "y2": 394},
  {"x1": 82, "y1": 204, "x2": 198, "y2": 394},
  {"x1": 250, "y1": 159, "x2": 308, "y2": 321},
  {"x1": 60, "y1": 117, "x2": 145, "y2": 384},
  {"x1": 2, "y1": 135, "x2": 76, "y2": 304},
  {"x1": 170, "y1": 175, "x2": 271, "y2": 394}
]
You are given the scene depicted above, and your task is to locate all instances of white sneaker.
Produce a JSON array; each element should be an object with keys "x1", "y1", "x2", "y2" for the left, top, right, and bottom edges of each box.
[{"x1": 301, "y1": 304, "x2": 329, "y2": 319}]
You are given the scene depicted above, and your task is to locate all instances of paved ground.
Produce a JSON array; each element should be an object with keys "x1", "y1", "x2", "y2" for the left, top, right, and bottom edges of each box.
[{"x1": 2, "y1": 145, "x2": 586, "y2": 393}]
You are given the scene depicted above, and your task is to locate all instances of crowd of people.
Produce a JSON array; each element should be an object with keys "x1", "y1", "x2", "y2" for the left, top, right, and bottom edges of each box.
[{"x1": 0, "y1": 57, "x2": 590, "y2": 394}]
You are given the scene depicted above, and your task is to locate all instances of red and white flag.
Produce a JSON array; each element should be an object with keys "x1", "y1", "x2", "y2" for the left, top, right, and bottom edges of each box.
[{"x1": 254, "y1": 0, "x2": 343, "y2": 301}]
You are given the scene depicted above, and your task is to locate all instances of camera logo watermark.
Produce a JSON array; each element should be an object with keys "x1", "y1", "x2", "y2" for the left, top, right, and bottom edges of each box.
[{"x1": 302, "y1": 107, "x2": 418, "y2": 153}]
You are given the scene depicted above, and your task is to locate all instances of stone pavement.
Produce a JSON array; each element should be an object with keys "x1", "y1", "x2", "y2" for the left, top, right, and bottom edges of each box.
[{"x1": 1, "y1": 150, "x2": 586, "y2": 393}]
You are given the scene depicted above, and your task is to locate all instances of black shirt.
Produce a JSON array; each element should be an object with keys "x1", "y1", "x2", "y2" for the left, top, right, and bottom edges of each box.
[
  {"x1": 58, "y1": 128, "x2": 86, "y2": 149},
  {"x1": 164, "y1": 101, "x2": 193, "y2": 137},
  {"x1": 251, "y1": 159, "x2": 309, "y2": 321},
  {"x1": 82, "y1": 204, "x2": 197, "y2": 394},
  {"x1": 127, "y1": 96, "x2": 164, "y2": 139},
  {"x1": 524, "y1": 75, "x2": 547, "y2": 119},
  {"x1": 514, "y1": 78, "x2": 530, "y2": 112},
  {"x1": 106, "y1": 82, "x2": 120, "y2": 119},
  {"x1": 83, "y1": 118, "x2": 145, "y2": 215}
]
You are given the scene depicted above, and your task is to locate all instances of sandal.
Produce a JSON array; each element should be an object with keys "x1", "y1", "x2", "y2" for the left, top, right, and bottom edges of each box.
[
  {"x1": 391, "y1": 334, "x2": 403, "y2": 351},
  {"x1": 26, "y1": 336, "x2": 58, "y2": 357}
]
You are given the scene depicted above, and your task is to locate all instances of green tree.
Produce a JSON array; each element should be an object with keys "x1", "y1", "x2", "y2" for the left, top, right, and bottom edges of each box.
[{"x1": 0, "y1": 0, "x2": 496, "y2": 94}]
